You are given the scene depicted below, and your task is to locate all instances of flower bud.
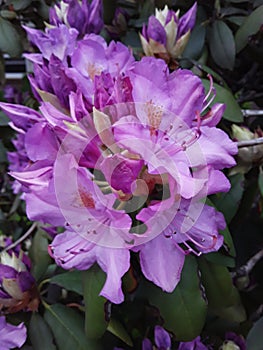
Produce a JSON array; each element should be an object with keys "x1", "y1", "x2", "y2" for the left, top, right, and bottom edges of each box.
[
  {"x1": 140, "y1": 3, "x2": 197, "y2": 63},
  {"x1": 0, "y1": 242, "x2": 39, "y2": 313},
  {"x1": 231, "y1": 125, "x2": 263, "y2": 175}
]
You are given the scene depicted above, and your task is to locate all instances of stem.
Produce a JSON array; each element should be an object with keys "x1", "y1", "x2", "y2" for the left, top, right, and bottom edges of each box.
[
  {"x1": 3, "y1": 222, "x2": 38, "y2": 252},
  {"x1": 237, "y1": 137, "x2": 263, "y2": 148}
]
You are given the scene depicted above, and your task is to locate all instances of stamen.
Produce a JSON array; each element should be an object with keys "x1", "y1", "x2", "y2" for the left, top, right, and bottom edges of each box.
[{"x1": 202, "y1": 74, "x2": 216, "y2": 112}]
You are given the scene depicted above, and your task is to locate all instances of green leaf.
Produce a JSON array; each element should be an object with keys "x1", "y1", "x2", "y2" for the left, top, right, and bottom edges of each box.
[
  {"x1": 183, "y1": 24, "x2": 206, "y2": 60},
  {"x1": 198, "y1": 258, "x2": 246, "y2": 321},
  {"x1": 235, "y1": 5, "x2": 263, "y2": 52},
  {"x1": 246, "y1": 317, "x2": 263, "y2": 350},
  {"x1": 208, "y1": 20, "x2": 236, "y2": 70},
  {"x1": 44, "y1": 303, "x2": 99, "y2": 350},
  {"x1": 205, "y1": 252, "x2": 235, "y2": 267},
  {"x1": 210, "y1": 174, "x2": 244, "y2": 224},
  {"x1": 29, "y1": 228, "x2": 52, "y2": 281},
  {"x1": 0, "y1": 140, "x2": 7, "y2": 163},
  {"x1": 0, "y1": 17, "x2": 22, "y2": 57},
  {"x1": 107, "y1": 318, "x2": 133, "y2": 347},
  {"x1": 82, "y1": 266, "x2": 108, "y2": 339},
  {"x1": 29, "y1": 313, "x2": 56, "y2": 350},
  {"x1": 226, "y1": 15, "x2": 246, "y2": 26},
  {"x1": 202, "y1": 79, "x2": 243, "y2": 122},
  {"x1": 50, "y1": 271, "x2": 83, "y2": 295},
  {"x1": 142, "y1": 256, "x2": 207, "y2": 341}
]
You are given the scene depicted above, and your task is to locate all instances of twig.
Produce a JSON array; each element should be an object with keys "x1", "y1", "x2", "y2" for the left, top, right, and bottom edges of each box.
[
  {"x1": 2, "y1": 222, "x2": 38, "y2": 252},
  {"x1": 242, "y1": 109, "x2": 263, "y2": 117},
  {"x1": 237, "y1": 137, "x2": 263, "y2": 148},
  {"x1": 243, "y1": 249, "x2": 263, "y2": 274}
]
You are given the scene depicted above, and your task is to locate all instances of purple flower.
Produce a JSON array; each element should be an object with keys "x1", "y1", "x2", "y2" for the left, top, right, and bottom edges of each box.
[
  {"x1": 49, "y1": 0, "x2": 103, "y2": 37},
  {"x1": 0, "y1": 243, "x2": 39, "y2": 313},
  {"x1": 140, "y1": 3, "x2": 197, "y2": 60},
  {"x1": 178, "y1": 336, "x2": 209, "y2": 350},
  {"x1": 0, "y1": 316, "x2": 27, "y2": 349}
]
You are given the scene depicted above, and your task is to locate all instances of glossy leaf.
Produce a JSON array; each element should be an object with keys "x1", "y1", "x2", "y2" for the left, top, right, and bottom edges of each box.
[
  {"x1": 202, "y1": 79, "x2": 243, "y2": 122},
  {"x1": 82, "y1": 266, "x2": 108, "y2": 339},
  {"x1": 44, "y1": 303, "x2": 99, "y2": 350},
  {"x1": 198, "y1": 257, "x2": 246, "y2": 321},
  {"x1": 107, "y1": 318, "x2": 133, "y2": 347},
  {"x1": 0, "y1": 17, "x2": 22, "y2": 57},
  {"x1": 208, "y1": 20, "x2": 236, "y2": 70},
  {"x1": 50, "y1": 271, "x2": 83, "y2": 295},
  {"x1": 235, "y1": 5, "x2": 263, "y2": 52},
  {"x1": 210, "y1": 174, "x2": 245, "y2": 223},
  {"x1": 142, "y1": 256, "x2": 207, "y2": 341},
  {"x1": 29, "y1": 313, "x2": 56, "y2": 350},
  {"x1": 246, "y1": 317, "x2": 263, "y2": 350},
  {"x1": 183, "y1": 24, "x2": 206, "y2": 60},
  {"x1": 29, "y1": 229, "x2": 52, "y2": 281}
]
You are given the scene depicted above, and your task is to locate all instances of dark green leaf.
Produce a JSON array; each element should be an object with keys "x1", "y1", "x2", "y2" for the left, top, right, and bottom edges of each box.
[
  {"x1": 143, "y1": 256, "x2": 207, "y2": 341},
  {"x1": 0, "y1": 140, "x2": 7, "y2": 163},
  {"x1": 210, "y1": 174, "x2": 244, "y2": 224},
  {"x1": 246, "y1": 317, "x2": 263, "y2": 350},
  {"x1": 29, "y1": 313, "x2": 56, "y2": 350},
  {"x1": 205, "y1": 252, "x2": 235, "y2": 267},
  {"x1": 226, "y1": 16, "x2": 246, "y2": 26},
  {"x1": 183, "y1": 24, "x2": 206, "y2": 60},
  {"x1": 0, "y1": 17, "x2": 22, "y2": 57},
  {"x1": 235, "y1": 5, "x2": 263, "y2": 52},
  {"x1": 50, "y1": 271, "x2": 83, "y2": 295},
  {"x1": 82, "y1": 266, "x2": 108, "y2": 339},
  {"x1": 198, "y1": 258, "x2": 246, "y2": 321},
  {"x1": 202, "y1": 79, "x2": 243, "y2": 122},
  {"x1": 107, "y1": 318, "x2": 133, "y2": 346},
  {"x1": 258, "y1": 168, "x2": 263, "y2": 196},
  {"x1": 208, "y1": 20, "x2": 236, "y2": 70},
  {"x1": 29, "y1": 228, "x2": 52, "y2": 280},
  {"x1": 44, "y1": 303, "x2": 99, "y2": 350}
]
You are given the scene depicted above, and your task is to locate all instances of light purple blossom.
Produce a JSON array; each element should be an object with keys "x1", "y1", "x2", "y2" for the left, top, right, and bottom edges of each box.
[{"x1": 0, "y1": 316, "x2": 27, "y2": 350}]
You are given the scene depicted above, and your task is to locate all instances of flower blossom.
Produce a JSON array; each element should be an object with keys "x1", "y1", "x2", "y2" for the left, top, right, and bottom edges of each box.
[
  {"x1": 0, "y1": 316, "x2": 27, "y2": 350},
  {"x1": 1, "y1": 22, "x2": 237, "y2": 304},
  {"x1": 140, "y1": 3, "x2": 197, "y2": 62}
]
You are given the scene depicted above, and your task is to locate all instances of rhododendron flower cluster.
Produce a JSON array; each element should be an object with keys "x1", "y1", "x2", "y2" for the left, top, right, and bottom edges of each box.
[{"x1": 0, "y1": 9, "x2": 237, "y2": 305}]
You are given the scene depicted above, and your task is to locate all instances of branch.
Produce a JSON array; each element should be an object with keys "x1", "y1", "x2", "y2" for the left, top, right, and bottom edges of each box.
[
  {"x1": 237, "y1": 137, "x2": 263, "y2": 148},
  {"x1": 242, "y1": 109, "x2": 263, "y2": 117},
  {"x1": 2, "y1": 222, "x2": 38, "y2": 252}
]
